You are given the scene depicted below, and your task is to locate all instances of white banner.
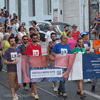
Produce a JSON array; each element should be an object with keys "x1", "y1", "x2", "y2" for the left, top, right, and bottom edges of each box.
[
  {"x1": 31, "y1": 69, "x2": 62, "y2": 78},
  {"x1": 68, "y1": 53, "x2": 83, "y2": 80}
]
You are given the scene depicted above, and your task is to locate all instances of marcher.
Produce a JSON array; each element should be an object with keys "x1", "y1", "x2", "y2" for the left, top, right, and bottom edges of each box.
[
  {"x1": 0, "y1": 13, "x2": 6, "y2": 26},
  {"x1": 80, "y1": 32, "x2": 91, "y2": 83},
  {"x1": 31, "y1": 20, "x2": 40, "y2": 31},
  {"x1": 3, "y1": 7, "x2": 7, "y2": 14},
  {"x1": 60, "y1": 25, "x2": 69, "y2": 37},
  {"x1": 18, "y1": 35, "x2": 31, "y2": 91},
  {"x1": 72, "y1": 38, "x2": 86, "y2": 99},
  {"x1": 7, "y1": 19, "x2": 18, "y2": 42},
  {"x1": 3, "y1": 37, "x2": 22, "y2": 100},
  {"x1": 91, "y1": 34, "x2": 100, "y2": 92},
  {"x1": 4, "y1": 19, "x2": 9, "y2": 32},
  {"x1": 22, "y1": 22, "x2": 28, "y2": 35},
  {"x1": 45, "y1": 25, "x2": 55, "y2": 42},
  {"x1": 26, "y1": 33, "x2": 42, "y2": 100},
  {"x1": 0, "y1": 32, "x2": 4, "y2": 72},
  {"x1": 34, "y1": 28, "x2": 40, "y2": 41},
  {"x1": 91, "y1": 12, "x2": 100, "y2": 40},
  {"x1": 51, "y1": 35, "x2": 71, "y2": 98},
  {"x1": 28, "y1": 27, "x2": 35, "y2": 43},
  {"x1": 47, "y1": 32, "x2": 58, "y2": 92},
  {"x1": 17, "y1": 26, "x2": 26, "y2": 41},
  {"x1": 72, "y1": 24, "x2": 80, "y2": 40},
  {"x1": 67, "y1": 31, "x2": 77, "y2": 51},
  {"x1": 1, "y1": 33, "x2": 10, "y2": 56},
  {"x1": 0, "y1": 23, "x2": 4, "y2": 33},
  {"x1": 15, "y1": 18, "x2": 19, "y2": 30},
  {"x1": 6, "y1": 26, "x2": 12, "y2": 36}
]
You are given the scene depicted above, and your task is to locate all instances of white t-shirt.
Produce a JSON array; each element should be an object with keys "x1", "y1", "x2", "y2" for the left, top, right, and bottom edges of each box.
[
  {"x1": 18, "y1": 32, "x2": 26, "y2": 38},
  {"x1": 15, "y1": 23, "x2": 19, "y2": 30},
  {"x1": 7, "y1": 24, "x2": 18, "y2": 37},
  {"x1": 45, "y1": 31, "x2": 55, "y2": 42}
]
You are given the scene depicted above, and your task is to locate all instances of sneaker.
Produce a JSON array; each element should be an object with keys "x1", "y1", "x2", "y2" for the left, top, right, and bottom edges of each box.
[
  {"x1": 91, "y1": 85, "x2": 95, "y2": 92},
  {"x1": 12, "y1": 98, "x2": 16, "y2": 100},
  {"x1": 30, "y1": 93, "x2": 35, "y2": 97},
  {"x1": 24, "y1": 86, "x2": 29, "y2": 91},
  {"x1": 15, "y1": 94, "x2": 18, "y2": 100},
  {"x1": 84, "y1": 79, "x2": 92, "y2": 83},
  {"x1": 54, "y1": 87, "x2": 58, "y2": 92},
  {"x1": 35, "y1": 95, "x2": 39, "y2": 100}
]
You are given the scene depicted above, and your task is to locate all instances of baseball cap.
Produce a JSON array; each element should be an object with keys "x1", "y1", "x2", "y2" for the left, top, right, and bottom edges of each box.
[
  {"x1": 80, "y1": 32, "x2": 89, "y2": 36},
  {"x1": 72, "y1": 24, "x2": 78, "y2": 28}
]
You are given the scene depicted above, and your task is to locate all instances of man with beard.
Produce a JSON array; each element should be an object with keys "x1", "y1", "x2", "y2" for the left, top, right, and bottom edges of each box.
[
  {"x1": 60, "y1": 25, "x2": 69, "y2": 37},
  {"x1": 72, "y1": 38, "x2": 86, "y2": 99},
  {"x1": 47, "y1": 32, "x2": 58, "y2": 92},
  {"x1": 26, "y1": 33, "x2": 42, "y2": 100},
  {"x1": 18, "y1": 35, "x2": 31, "y2": 91},
  {"x1": 3, "y1": 37, "x2": 22, "y2": 100}
]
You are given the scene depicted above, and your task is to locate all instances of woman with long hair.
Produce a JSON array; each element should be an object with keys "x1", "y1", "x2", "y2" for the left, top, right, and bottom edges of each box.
[{"x1": 17, "y1": 26, "x2": 26, "y2": 41}]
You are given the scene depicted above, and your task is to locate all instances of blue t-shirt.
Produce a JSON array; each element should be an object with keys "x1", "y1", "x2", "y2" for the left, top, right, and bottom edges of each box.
[
  {"x1": 51, "y1": 43, "x2": 71, "y2": 54},
  {"x1": 18, "y1": 44, "x2": 28, "y2": 55}
]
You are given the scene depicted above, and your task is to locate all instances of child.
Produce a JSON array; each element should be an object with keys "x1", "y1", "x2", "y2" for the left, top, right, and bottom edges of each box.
[{"x1": 91, "y1": 12, "x2": 100, "y2": 40}]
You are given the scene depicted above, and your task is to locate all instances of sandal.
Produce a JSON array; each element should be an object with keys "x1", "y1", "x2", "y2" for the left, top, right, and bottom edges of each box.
[
  {"x1": 80, "y1": 93, "x2": 86, "y2": 99},
  {"x1": 57, "y1": 92, "x2": 62, "y2": 97},
  {"x1": 62, "y1": 93, "x2": 67, "y2": 98},
  {"x1": 77, "y1": 91, "x2": 81, "y2": 95}
]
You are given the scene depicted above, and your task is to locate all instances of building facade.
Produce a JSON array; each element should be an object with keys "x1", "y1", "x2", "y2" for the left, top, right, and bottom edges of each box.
[{"x1": 0, "y1": 0, "x2": 99, "y2": 34}]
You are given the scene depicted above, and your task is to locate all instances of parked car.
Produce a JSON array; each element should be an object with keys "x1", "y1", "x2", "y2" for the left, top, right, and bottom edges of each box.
[{"x1": 37, "y1": 21, "x2": 73, "y2": 42}]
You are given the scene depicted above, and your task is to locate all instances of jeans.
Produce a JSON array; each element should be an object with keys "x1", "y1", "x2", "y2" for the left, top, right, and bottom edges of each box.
[{"x1": 58, "y1": 81, "x2": 66, "y2": 94}]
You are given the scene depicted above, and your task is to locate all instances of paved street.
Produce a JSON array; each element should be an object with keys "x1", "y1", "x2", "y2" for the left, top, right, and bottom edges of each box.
[{"x1": 0, "y1": 65, "x2": 100, "y2": 100}]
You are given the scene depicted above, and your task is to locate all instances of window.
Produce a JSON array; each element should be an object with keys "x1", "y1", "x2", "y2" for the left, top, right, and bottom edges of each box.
[
  {"x1": 5, "y1": 0, "x2": 9, "y2": 11},
  {"x1": 48, "y1": 0, "x2": 52, "y2": 15},
  {"x1": 18, "y1": 0, "x2": 21, "y2": 21},
  {"x1": 7, "y1": 0, "x2": 9, "y2": 11},
  {"x1": 32, "y1": 0, "x2": 35, "y2": 16},
  {"x1": 29, "y1": 0, "x2": 35, "y2": 17},
  {"x1": 5, "y1": 0, "x2": 6, "y2": 8}
]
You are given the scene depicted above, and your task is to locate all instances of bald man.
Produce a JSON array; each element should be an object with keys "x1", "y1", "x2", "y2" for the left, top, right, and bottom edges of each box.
[
  {"x1": 45, "y1": 25, "x2": 55, "y2": 42},
  {"x1": 51, "y1": 35, "x2": 71, "y2": 98}
]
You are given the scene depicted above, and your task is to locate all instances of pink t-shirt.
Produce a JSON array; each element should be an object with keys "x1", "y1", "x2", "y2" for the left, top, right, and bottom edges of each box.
[{"x1": 67, "y1": 38, "x2": 77, "y2": 51}]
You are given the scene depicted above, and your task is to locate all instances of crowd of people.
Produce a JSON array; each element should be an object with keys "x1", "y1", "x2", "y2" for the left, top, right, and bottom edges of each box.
[{"x1": 0, "y1": 7, "x2": 100, "y2": 100}]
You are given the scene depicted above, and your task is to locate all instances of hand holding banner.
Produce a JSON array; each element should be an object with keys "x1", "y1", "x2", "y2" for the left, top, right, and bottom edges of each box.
[
  {"x1": 63, "y1": 54, "x2": 76, "y2": 78},
  {"x1": 22, "y1": 56, "x2": 30, "y2": 83}
]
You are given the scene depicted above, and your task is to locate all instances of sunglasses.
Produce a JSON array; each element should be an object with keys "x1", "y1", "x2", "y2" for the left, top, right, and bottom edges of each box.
[
  {"x1": 24, "y1": 39, "x2": 28, "y2": 40},
  {"x1": 33, "y1": 37, "x2": 38, "y2": 39}
]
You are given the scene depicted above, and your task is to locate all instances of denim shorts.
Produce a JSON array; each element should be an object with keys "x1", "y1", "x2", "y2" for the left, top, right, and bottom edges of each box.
[
  {"x1": 29, "y1": 66, "x2": 50, "y2": 82},
  {"x1": 49, "y1": 66, "x2": 67, "y2": 82}
]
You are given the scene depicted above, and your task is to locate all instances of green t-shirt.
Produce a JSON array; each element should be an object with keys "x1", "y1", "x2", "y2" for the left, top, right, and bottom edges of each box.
[
  {"x1": 72, "y1": 47, "x2": 86, "y2": 54},
  {"x1": 60, "y1": 32, "x2": 67, "y2": 37}
]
